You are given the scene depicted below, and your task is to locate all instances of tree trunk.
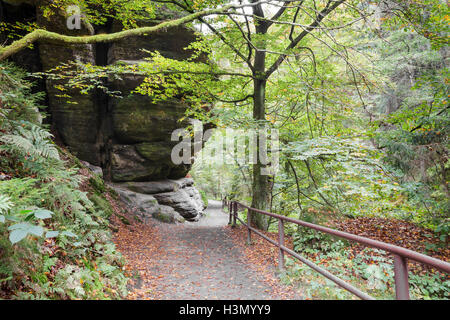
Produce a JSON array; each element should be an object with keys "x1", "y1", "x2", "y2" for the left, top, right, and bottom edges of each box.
[
  {"x1": 250, "y1": 76, "x2": 270, "y2": 230},
  {"x1": 249, "y1": 4, "x2": 271, "y2": 230}
]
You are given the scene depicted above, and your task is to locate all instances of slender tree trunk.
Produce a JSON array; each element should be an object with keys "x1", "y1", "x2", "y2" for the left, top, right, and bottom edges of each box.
[
  {"x1": 249, "y1": 2, "x2": 271, "y2": 230},
  {"x1": 251, "y1": 78, "x2": 270, "y2": 230},
  {"x1": 250, "y1": 48, "x2": 270, "y2": 230}
]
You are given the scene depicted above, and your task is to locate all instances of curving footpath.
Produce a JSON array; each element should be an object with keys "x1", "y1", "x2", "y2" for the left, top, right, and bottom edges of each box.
[{"x1": 115, "y1": 200, "x2": 301, "y2": 300}]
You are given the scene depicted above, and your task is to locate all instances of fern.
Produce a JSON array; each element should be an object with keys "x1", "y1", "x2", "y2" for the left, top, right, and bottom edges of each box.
[
  {"x1": 0, "y1": 62, "x2": 44, "y2": 124},
  {"x1": 0, "y1": 134, "x2": 34, "y2": 153},
  {"x1": 0, "y1": 121, "x2": 60, "y2": 160},
  {"x1": 0, "y1": 108, "x2": 10, "y2": 119},
  {"x1": 0, "y1": 194, "x2": 13, "y2": 215}
]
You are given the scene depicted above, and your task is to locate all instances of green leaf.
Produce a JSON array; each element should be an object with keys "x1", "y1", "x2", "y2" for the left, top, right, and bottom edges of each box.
[
  {"x1": 4, "y1": 215, "x2": 19, "y2": 222},
  {"x1": 45, "y1": 231, "x2": 59, "y2": 238},
  {"x1": 24, "y1": 213, "x2": 35, "y2": 221},
  {"x1": 61, "y1": 231, "x2": 77, "y2": 238},
  {"x1": 28, "y1": 225, "x2": 44, "y2": 237},
  {"x1": 0, "y1": 215, "x2": 4, "y2": 223},
  {"x1": 8, "y1": 222, "x2": 43, "y2": 238},
  {"x1": 33, "y1": 209, "x2": 53, "y2": 219},
  {"x1": 9, "y1": 229, "x2": 28, "y2": 244},
  {"x1": 8, "y1": 222, "x2": 31, "y2": 231}
]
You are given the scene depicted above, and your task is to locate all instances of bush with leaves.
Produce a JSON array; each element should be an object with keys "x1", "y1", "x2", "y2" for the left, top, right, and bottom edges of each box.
[{"x1": 368, "y1": 24, "x2": 449, "y2": 231}]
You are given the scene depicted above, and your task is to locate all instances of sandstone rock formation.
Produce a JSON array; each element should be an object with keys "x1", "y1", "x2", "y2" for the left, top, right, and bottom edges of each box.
[{"x1": 0, "y1": 0, "x2": 206, "y2": 221}]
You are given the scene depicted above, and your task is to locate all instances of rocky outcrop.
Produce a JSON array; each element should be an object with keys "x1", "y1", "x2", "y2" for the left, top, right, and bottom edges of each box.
[
  {"x1": 106, "y1": 18, "x2": 199, "y2": 182},
  {"x1": 35, "y1": 3, "x2": 101, "y2": 165},
  {"x1": 1, "y1": 1, "x2": 207, "y2": 221},
  {"x1": 111, "y1": 178, "x2": 204, "y2": 222},
  {"x1": 103, "y1": 16, "x2": 206, "y2": 220}
]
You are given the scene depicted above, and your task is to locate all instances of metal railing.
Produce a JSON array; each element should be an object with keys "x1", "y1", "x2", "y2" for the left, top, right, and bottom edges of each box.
[{"x1": 222, "y1": 199, "x2": 450, "y2": 300}]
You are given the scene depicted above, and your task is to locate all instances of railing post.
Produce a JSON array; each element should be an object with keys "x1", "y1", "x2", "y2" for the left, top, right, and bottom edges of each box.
[
  {"x1": 247, "y1": 209, "x2": 252, "y2": 245},
  {"x1": 232, "y1": 202, "x2": 237, "y2": 228},
  {"x1": 228, "y1": 202, "x2": 232, "y2": 225},
  {"x1": 393, "y1": 255, "x2": 410, "y2": 300},
  {"x1": 278, "y1": 219, "x2": 285, "y2": 271}
]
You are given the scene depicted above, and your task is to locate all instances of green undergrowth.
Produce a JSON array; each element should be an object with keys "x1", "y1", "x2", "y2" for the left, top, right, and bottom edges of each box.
[
  {"x1": 279, "y1": 227, "x2": 449, "y2": 300},
  {"x1": 231, "y1": 204, "x2": 449, "y2": 300},
  {"x1": 198, "y1": 189, "x2": 208, "y2": 208},
  {"x1": 0, "y1": 62, "x2": 128, "y2": 299}
]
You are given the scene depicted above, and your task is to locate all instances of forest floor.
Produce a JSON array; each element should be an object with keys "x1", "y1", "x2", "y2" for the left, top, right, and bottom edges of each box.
[{"x1": 112, "y1": 200, "x2": 302, "y2": 300}]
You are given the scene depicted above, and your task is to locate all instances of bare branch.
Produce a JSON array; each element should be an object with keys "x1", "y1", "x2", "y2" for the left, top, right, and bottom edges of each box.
[{"x1": 265, "y1": 0, "x2": 346, "y2": 78}]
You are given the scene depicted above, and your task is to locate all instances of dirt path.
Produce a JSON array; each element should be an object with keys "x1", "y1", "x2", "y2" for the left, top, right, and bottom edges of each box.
[{"x1": 114, "y1": 200, "x2": 301, "y2": 300}]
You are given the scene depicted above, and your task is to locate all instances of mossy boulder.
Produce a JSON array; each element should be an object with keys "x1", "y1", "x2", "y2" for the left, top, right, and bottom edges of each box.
[{"x1": 152, "y1": 205, "x2": 185, "y2": 224}]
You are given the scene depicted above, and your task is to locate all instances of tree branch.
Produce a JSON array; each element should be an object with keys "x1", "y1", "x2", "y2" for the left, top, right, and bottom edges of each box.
[
  {"x1": 265, "y1": 0, "x2": 346, "y2": 78},
  {"x1": 0, "y1": 4, "x2": 235, "y2": 61}
]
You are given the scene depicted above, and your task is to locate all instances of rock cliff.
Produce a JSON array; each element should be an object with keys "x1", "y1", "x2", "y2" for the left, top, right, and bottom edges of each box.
[{"x1": 1, "y1": 0, "x2": 206, "y2": 221}]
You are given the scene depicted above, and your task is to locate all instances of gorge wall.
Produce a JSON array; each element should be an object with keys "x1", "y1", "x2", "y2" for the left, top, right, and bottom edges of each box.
[{"x1": 1, "y1": 0, "x2": 206, "y2": 221}]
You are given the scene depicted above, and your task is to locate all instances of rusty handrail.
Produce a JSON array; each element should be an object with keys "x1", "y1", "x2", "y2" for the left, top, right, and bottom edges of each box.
[{"x1": 222, "y1": 198, "x2": 450, "y2": 300}]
